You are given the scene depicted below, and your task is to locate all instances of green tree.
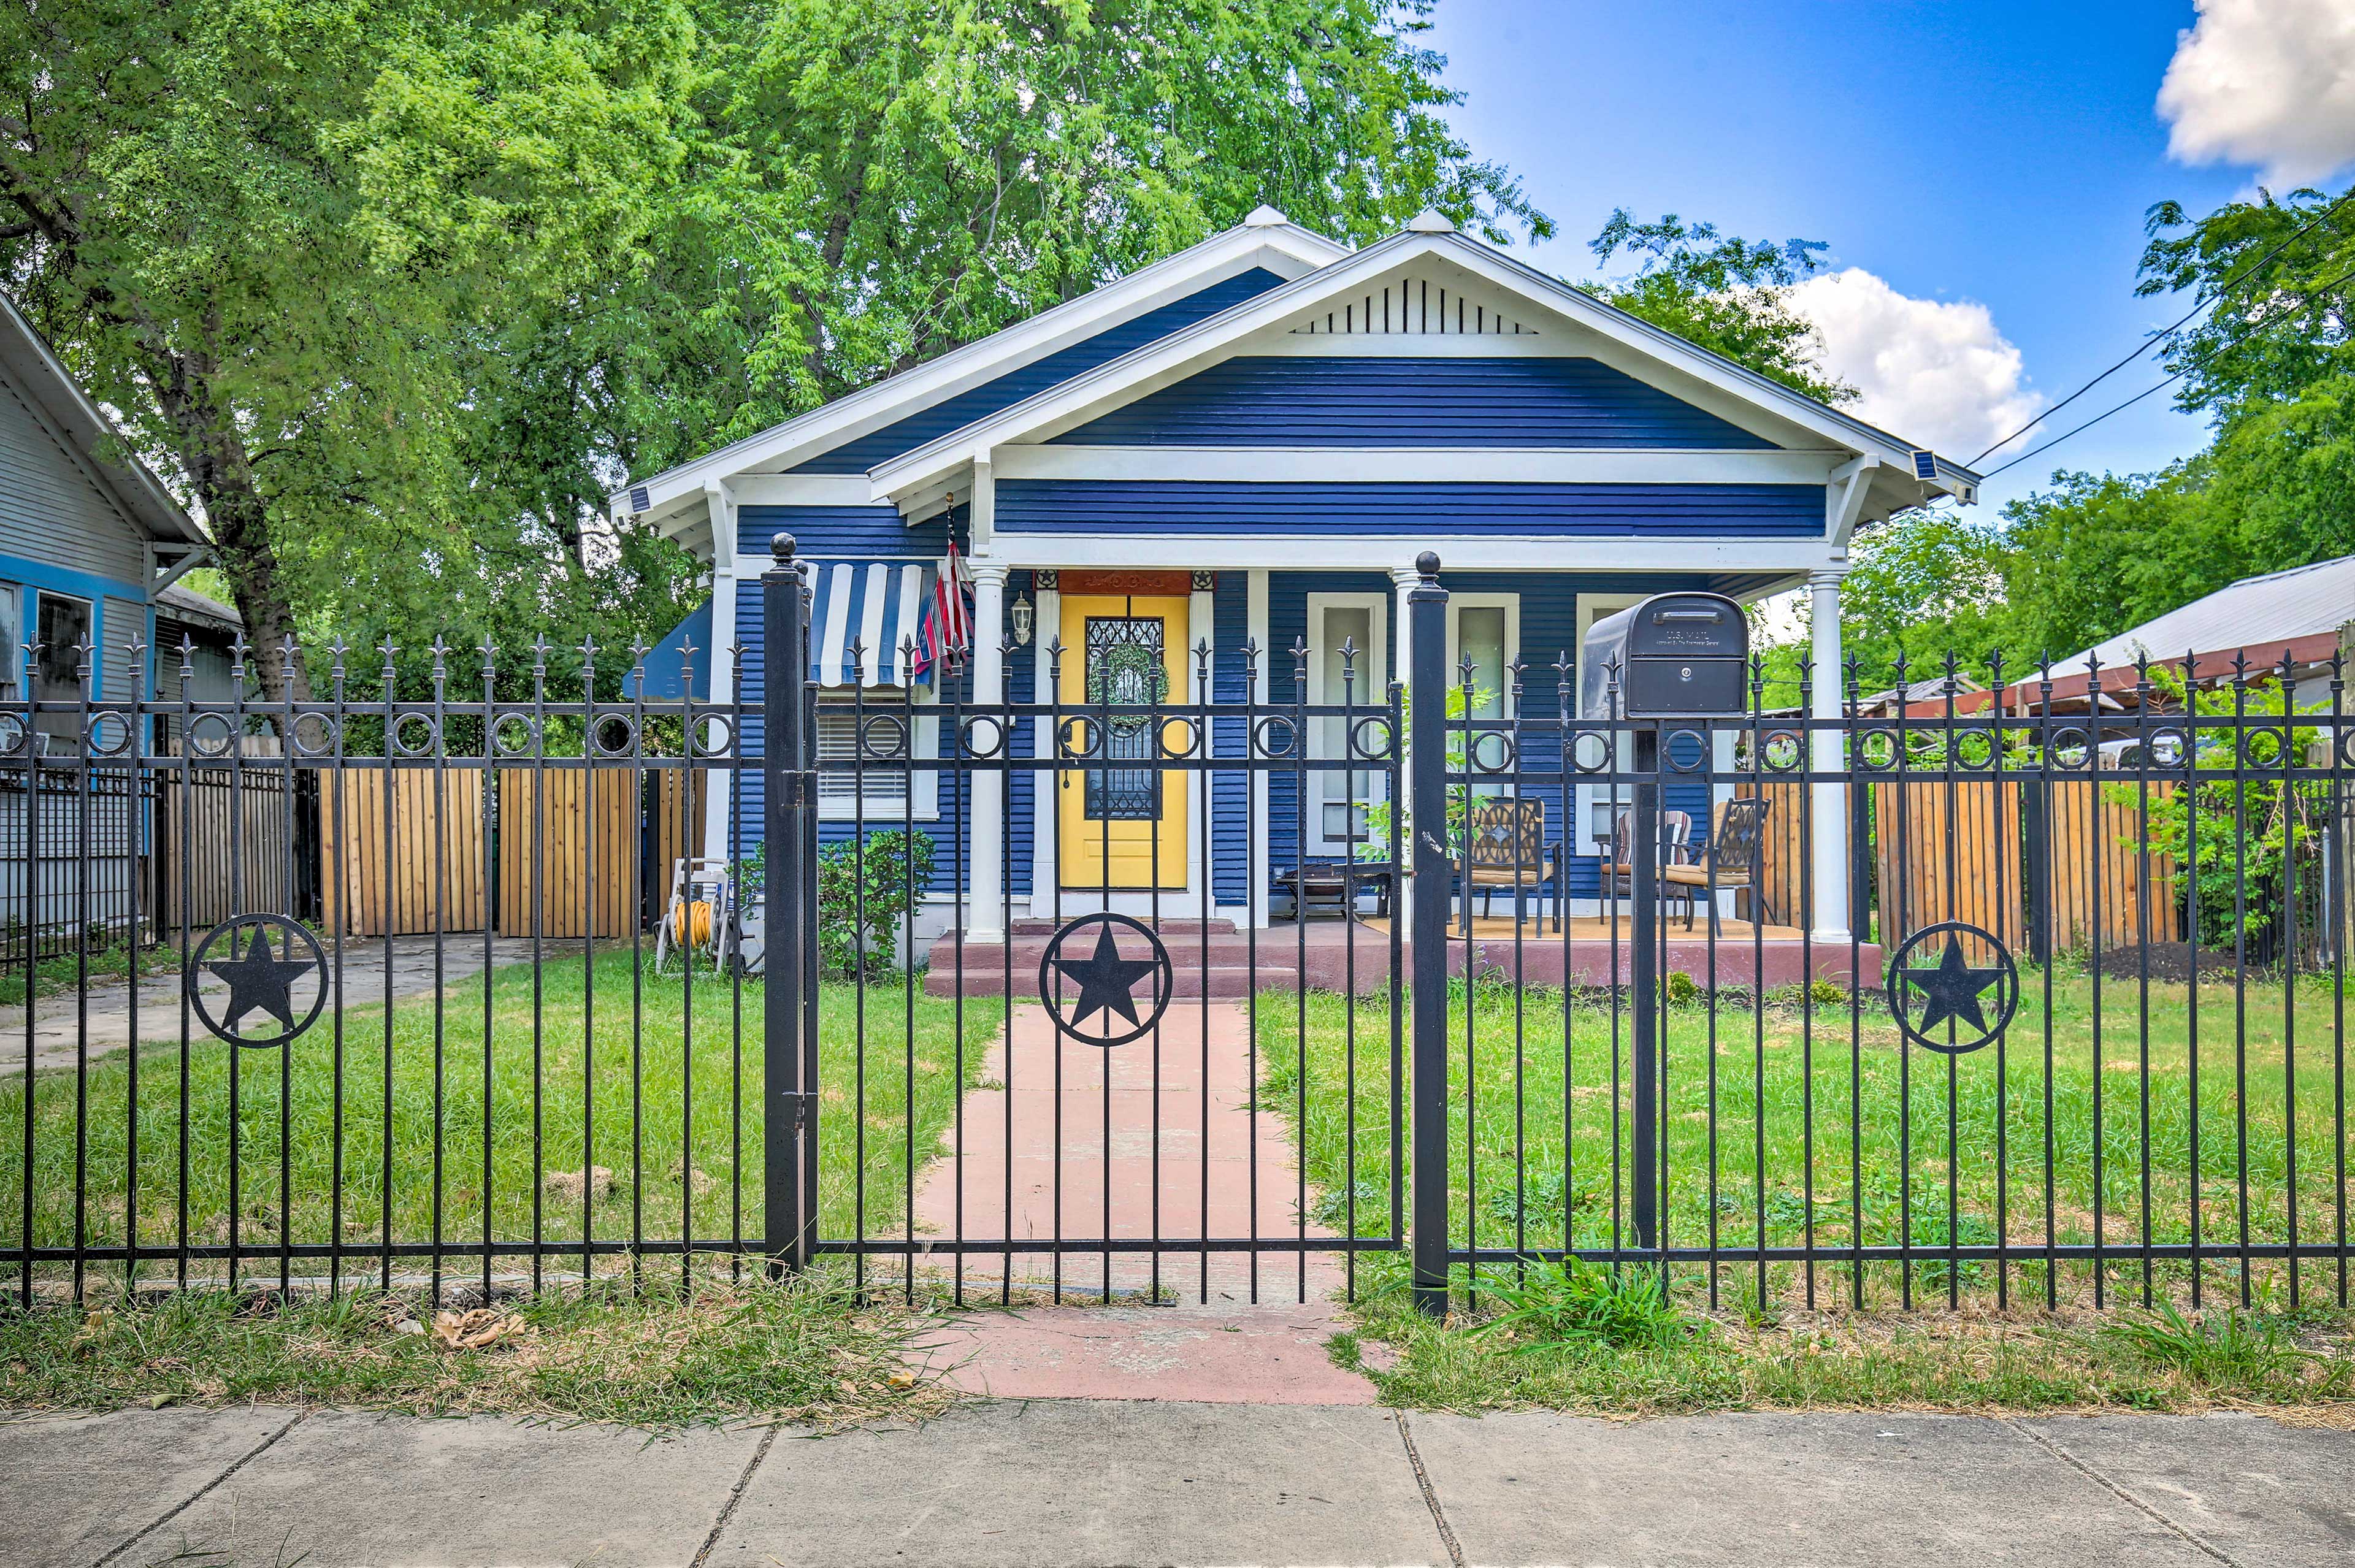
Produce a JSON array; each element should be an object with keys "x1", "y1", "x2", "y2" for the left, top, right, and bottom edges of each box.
[
  {"x1": 1584, "y1": 210, "x2": 1855, "y2": 405},
  {"x1": 0, "y1": 0, "x2": 699, "y2": 703},
  {"x1": 586, "y1": 0, "x2": 1558, "y2": 483}
]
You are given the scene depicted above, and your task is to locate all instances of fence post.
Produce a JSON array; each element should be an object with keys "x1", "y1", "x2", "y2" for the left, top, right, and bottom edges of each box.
[
  {"x1": 1407, "y1": 551, "x2": 1452, "y2": 1317},
  {"x1": 1629, "y1": 720, "x2": 1660, "y2": 1254},
  {"x1": 763, "y1": 533, "x2": 814, "y2": 1274}
]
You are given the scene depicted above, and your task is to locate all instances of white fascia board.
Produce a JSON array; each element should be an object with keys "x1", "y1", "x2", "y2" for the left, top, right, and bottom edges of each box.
[
  {"x1": 868, "y1": 231, "x2": 1982, "y2": 505},
  {"x1": 608, "y1": 224, "x2": 1347, "y2": 519},
  {"x1": 981, "y1": 532, "x2": 1841, "y2": 575},
  {"x1": 993, "y1": 445, "x2": 1845, "y2": 486},
  {"x1": 729, "y1": 475, "x2": 889, "y2": 508}
]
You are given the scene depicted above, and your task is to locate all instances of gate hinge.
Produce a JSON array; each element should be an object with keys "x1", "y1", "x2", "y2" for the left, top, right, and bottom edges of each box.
[
  {"x1": 778, "y1": 770, "x2": 818, "y2": 809},
  {"x1": 776, "y1": 1088, "x2": 819, "y2": 1128}
]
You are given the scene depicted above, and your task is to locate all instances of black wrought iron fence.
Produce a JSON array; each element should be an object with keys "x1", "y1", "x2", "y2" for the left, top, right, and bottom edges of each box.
[{"x1": 1, "y1": 544, "x2": 2348, "y2": 1324}]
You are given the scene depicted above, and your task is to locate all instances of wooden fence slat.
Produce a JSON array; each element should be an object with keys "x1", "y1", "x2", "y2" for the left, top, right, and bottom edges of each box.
[{"x1": 318, "y1": 769, "x2": 485, "y2": 938}]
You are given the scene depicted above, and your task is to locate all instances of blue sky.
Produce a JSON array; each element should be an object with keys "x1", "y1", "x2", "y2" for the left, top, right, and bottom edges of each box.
[{"x1": 1424, "y1": 1, "x2": 2338, "y2": 517}]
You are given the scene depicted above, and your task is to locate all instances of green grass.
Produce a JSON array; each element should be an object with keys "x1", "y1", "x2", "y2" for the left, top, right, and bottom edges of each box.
[
  {"x1": 1328, "y1": 1269, "x2": 2354, "y2": 1417},
  {"x1": 0, "y1": 952, "x2": 1002, "y2": 1293},
  {"x1": 1260, "y1": 967, "x2": 2354, "y2": 1313},
  {"x1": 0, "y1": 937, "x2": 140, "y2": 1008},
  {"x1": 0, "y1": 1269, "x2": 951, "y2": 1428}
]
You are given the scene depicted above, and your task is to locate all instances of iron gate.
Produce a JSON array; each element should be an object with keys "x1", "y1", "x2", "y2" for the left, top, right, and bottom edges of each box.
[{"x1": 2, "y1": 539, "x2": 2349, "y2": 1320}]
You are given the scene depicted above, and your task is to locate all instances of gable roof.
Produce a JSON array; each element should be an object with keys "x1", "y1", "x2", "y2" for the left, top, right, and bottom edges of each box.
[
  {"x1": 2048, "y1": 553, "x2": 2355, "y2": 678},
  {"x1": 610, "y1": 211, "x2": 1347, "y2": 531},
  {"x1": 0, "y1": 293, "x2": 202, "y2": 548},
  {"x1": 865, "y1": 221, "x2": 1980, "y2": 521}
]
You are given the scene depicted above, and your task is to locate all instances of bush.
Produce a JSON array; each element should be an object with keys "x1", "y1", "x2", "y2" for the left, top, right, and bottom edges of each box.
[{"x1": 816, "y1": 830, "x2": 934, "y2": 978}]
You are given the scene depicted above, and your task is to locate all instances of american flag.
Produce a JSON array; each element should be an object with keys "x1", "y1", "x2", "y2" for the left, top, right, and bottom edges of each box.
[{"x1": 911, "y1": 536, "x2": 972, "y2": 682}]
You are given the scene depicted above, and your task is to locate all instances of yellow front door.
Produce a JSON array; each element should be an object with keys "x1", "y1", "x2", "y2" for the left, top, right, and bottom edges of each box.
[{"x1": 1056, "y1": 594, "x2": 1189, "y2": 890}]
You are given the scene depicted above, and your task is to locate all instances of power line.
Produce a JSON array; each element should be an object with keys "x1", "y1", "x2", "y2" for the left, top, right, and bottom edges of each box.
[
  {"x1": 1966, "y1": 186, "x2": 2355, "y2": 466},
  {"x1": 1977, "y1": 371, "x2": 2184, "y2": 481}
]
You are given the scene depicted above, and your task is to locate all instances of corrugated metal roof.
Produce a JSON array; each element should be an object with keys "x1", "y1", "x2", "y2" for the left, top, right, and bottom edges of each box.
[{"x1": 2047, "y1": 553, "x2": 2355, "y2": 676}]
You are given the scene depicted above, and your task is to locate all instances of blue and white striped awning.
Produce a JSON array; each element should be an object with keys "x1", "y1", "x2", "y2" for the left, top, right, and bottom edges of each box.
[{"x1": 809, "y1": 560, "x2": 935, "y2": 687}]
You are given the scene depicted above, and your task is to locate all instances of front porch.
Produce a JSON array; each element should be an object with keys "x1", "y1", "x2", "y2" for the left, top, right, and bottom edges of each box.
[{"x1": 923, "y1": 913, "x2": 1880, "y2": 998}]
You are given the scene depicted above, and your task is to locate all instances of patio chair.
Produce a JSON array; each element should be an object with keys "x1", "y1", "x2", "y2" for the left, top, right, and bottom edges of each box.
[
  {"x1": 1460, "y1": 797, "x2": 1564, "y2": 933},
  {"x1": 1606, "y1": 808, "x2": 1696, "y2": 925},
  {"x1": 1661, "y1": 797, "x2": 1775, "y2": 935}
]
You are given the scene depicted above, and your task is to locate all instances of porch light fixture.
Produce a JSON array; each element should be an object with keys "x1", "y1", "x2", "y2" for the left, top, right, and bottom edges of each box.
[{"x1": 1011, "y1": 590, "x2": 1034, "y2": 646}]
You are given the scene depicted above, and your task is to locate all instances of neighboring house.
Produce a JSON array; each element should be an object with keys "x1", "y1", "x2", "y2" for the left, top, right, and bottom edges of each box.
[
  {"x1": 1, "y1": 293, "x2": 211, "y2": 949},
  {"x1": 611, "y1": 207, "x2": 1973, "y2": 941},
  {"x1": 1955, "y1": 553, "x2": 2355, "y2": 719}
]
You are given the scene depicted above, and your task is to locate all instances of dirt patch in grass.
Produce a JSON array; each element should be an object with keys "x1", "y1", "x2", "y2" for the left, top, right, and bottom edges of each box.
[
  {"x1": 2093, "y1": 943, "x2": 2243, "y2": 985},
  {"x1": 0, "y1": 1267, "x2": 955, "y2": 1431}
]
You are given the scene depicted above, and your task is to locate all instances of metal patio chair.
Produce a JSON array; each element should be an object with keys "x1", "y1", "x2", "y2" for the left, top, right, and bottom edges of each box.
[
  {"x1": 1660, "y1": 797, "x2": 1775, "y2": 935},
  {"x1": 1460, "y1": 797, "x2": 1564, "y2": 933}
]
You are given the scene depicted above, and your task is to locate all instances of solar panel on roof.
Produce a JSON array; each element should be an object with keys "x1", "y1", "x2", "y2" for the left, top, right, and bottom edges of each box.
[{"x1": 1912, "y1": 451, "x2": 1937, "y2": 481}]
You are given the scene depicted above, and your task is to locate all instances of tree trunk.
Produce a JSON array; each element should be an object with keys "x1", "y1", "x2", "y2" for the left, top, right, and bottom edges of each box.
[{"x1": 157, "y1": 370, "x2": 313, "y2": 708}]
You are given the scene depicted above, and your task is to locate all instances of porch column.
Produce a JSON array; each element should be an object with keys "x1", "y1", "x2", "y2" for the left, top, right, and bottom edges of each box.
[
  {"x1": 967, "y1": 561, "x2": 1010, "y2": 944},
  {"x1": 1390, "y1": 563, "x2": 1422, "y2": 940},
  {"x1": 1187, "y1": 572, "x2": 1214, "y2": 918},
  {"x1": 1808, "y1": 559, "x2": 1851, "y2": 943}
]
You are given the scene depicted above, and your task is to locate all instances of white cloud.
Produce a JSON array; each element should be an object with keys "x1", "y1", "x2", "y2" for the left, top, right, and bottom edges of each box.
[
  {"x1": 1786, "y1": 268, "x2": 2041, "y2": 462},
  {"x1": 2158, "y1": 0, "x2": 2355, "y2": 186}
]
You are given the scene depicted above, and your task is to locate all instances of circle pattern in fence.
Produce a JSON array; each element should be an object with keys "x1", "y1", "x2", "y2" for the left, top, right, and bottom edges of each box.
[
  {"x1": 186, "y1": 914, "x2": 329, "y2": 1050},
  {"x1": 1883, "y1": 920, "x2": 2018, "y2": 1057},
  {"x1": 1037, "y1": 912, "x2": 1173, "y2": 1049}
]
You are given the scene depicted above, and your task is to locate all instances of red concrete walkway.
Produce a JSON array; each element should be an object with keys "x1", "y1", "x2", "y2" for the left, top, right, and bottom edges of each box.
[{"x1": 908, "y1": 1000, "x2": 1377, "y2": 1402}]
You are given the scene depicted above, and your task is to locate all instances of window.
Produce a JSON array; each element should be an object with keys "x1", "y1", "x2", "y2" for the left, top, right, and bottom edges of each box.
[
  {"x1": 1306, "y1": 594, "x2": 1387, "y2": 852},
  {"x1": 0, "y1": 584, "x2": 19, "y2": 701},
  {"x1": 1447, "y1": 595, "x2": 1518, "y2": 801},
  {"x1": 1571, "y1": 592, "x2": 1647, "y2": 855},
  {"x1": 33, "y1": 591, "x2": 93, "y2": 741},
  {"x1": 814, "y1": 687, "x2": 939, "y2": 822}
]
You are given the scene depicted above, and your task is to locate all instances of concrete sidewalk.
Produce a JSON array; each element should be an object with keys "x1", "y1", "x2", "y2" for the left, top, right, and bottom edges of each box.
[{"x1": 5, "y1": 1401, "x2": 2349, "y2": 1568}]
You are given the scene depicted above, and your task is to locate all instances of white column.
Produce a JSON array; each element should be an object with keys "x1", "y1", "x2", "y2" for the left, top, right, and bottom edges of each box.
[
  {"x1": 1246, "y1": 570, "x2": 1271, "y2": 928},
  {"x1": 967, "y1": 560, "x2": 1009, "y2": 943},
  {"x1": 1808, "y1": 559, "x2": 1851, "y2": 943},
  {"x1": 1028, "y1": 578, "x2": 1060, "y2": 915},
  {"x1": 1187, "y1": 575, "x2": 1214, "y2": 918},
  {"x1": 700, "y1": 480, "x2": 738, "y2": 862},
  {"x1": 1390, "y1": 563, "x2": 1423, "y2": 940}
]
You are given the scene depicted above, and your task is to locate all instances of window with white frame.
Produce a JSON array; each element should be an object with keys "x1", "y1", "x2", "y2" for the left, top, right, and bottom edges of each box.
[
  {"x1": 1446, "y1": 594, "x2": 1518, "y2": 801},
  {"x1": 814, "y1": 687, "x2": 940, "y2": 821},
  {"x1": 1306, "y1": 593, "x2": 1387, "y2": 853},
  {"x1": 1571, "y1": 591, "x2": 1645, "y2": 856}
]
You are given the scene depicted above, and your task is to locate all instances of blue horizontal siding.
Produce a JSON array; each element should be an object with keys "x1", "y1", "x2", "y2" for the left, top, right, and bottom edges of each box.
[
  {"x1": 1052, "y1": 356, "x2": 1776, "y2": 448},
  {"x1": 737, "y1": 503, "x2": 949, "y2": 563},
  {"x1": 997, "y1": 481, "x2": 1825, "y2": 536},
  {"x1": 789, "y1": 270, "x2": 1289, "y2": 475}
]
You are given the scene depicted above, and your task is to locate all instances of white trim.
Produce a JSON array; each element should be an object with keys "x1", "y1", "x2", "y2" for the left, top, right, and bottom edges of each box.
[
  {"x1": 976, "y1": 534, "x2": 1844, "y2": 573},
  {"x1": 1826, "y1": 456, "x2": 1878, "y2": 549},
  {"x1": 1571, "y1": 591, "x2": 1648, "y2": 857},
  {"x1": 1184, "y1": 583, "x2": 1214, "y2": 912},
  {"x1": 990, "y1": 445, "x2": 1845, "y2": 486},
  {"x1": 729, "y1": 475, "x2": 882, "y2": 508},
  {"x1": 700, "y1": 481, "x2": 739, "y2": 859},
  {"x1": 611, "y1": 223, "x2": 1349, "y2": 526},
  {"x1": 864, "y1": 231, "x2": 1981, "y2": 504},
  {"x1": 1304, "y1": 591, "x2": 1388, "y2": 855}
]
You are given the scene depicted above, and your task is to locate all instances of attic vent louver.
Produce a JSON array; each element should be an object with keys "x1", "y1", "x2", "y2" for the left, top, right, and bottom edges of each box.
[{"x1": 1290, "y1": 275, "x2": 1534, "y2": 337}]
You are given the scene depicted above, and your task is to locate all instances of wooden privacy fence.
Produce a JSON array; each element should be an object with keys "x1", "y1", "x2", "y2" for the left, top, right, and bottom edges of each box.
[
  {"x1": 316, "y1": 766, "x2": 710, "y2": 939},
  {"x1": 319, "y1": 770, "x2": 489, "y2": 938},
  {"x1": 155, "y1": 741, "x2": 310, "y2": 932},
  {"x1": 1740, "y1": 774, "x2": 2181, "y2": 954}
]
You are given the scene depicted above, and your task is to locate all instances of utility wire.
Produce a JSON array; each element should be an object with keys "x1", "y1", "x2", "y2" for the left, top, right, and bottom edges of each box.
[{"x1": 1966, "y1": 187, "x2": 2355, "y2": 466}]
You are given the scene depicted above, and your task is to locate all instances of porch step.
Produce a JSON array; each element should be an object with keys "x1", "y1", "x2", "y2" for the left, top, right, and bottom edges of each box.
[
  {"x1": 998, "y1": 917, "x2": 1238, "y2": 937},
  {"x1": 924, "y1": 960, "x2": 1298, "y2": 1001}
]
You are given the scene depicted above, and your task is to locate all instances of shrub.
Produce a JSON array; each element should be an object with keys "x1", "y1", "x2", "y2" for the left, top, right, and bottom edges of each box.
[{"x1": 816, "y1": 830, "x2": 934, "y2": 979}]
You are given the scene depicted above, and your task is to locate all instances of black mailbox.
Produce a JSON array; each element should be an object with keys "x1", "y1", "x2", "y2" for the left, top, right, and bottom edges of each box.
[{"x1": 1579, "y1": 592, "x2": 1749, "y2": 719}]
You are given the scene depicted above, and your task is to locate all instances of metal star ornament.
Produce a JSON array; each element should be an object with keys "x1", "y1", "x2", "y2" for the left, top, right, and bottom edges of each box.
[
  {"x1": 205, "y1": 925, "x2": 317, "y2": 1036},
  {"x1": 1054, "y1": 922, "x2": 1160, "y2": 1031},
  {"x1": 1902, "y1": 934, "x2": 2003, "y2": 1037}
]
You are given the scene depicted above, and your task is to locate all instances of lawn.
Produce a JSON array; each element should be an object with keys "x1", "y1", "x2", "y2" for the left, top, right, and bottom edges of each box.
[
  {"x1": 1, "y1": 950, "x2": 1003, "y2": 1299},
  {"x1": 1258, "y1": 966, "x2": 2353, "y2": 1316}
]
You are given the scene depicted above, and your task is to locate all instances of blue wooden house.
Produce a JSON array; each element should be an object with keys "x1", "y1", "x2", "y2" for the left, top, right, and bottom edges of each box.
[{"x1": 612, "y1": 208, "x2": 1976, "y2": 954}]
